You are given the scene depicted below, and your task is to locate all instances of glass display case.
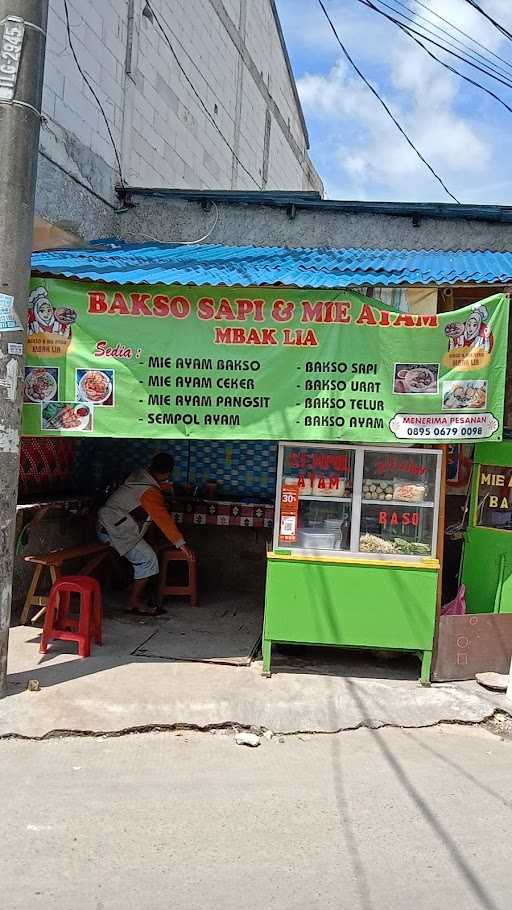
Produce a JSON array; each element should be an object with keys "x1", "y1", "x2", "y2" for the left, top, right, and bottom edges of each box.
[{"x1": 274, "y1": 443, "x2": 443, "y2": 560}]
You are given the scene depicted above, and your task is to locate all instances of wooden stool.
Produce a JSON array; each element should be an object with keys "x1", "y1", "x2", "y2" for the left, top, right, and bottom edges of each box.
[
  {"x1": 39, "y1": 575, "x2": 102, "y2": 658},
  {"x1": 21, "y1": 541, "x2": 111, "y2": 625},
  {"x1": 157, "y1": 548, "x2": 198, "y2": 608}
]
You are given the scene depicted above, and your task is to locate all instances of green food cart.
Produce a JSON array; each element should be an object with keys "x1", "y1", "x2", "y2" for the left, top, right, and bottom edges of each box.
[
  {"x1": 263, "y1": 442, "x2": 443, "y2": 682},
  {"x1": 462, "y1": 438, "x2": 512, "y2": 615}
]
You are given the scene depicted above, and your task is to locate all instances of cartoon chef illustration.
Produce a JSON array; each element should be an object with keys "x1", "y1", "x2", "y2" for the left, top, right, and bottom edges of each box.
[
  {"x1": 463, "y1": 305, "x2": 494, "y2": 353},
  {"x1": 445, "y1": 305, "x2": 493, "y2": 354},
  {"x1": 28, "y1": 287, "x2": 77, "y2": 339}
]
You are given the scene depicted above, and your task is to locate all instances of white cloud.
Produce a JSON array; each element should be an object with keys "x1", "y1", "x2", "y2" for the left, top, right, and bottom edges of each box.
[
  {"x1": 298, "y1": 50, "x2": 490, "y2": 200},
  {"x1": 412, "y1": 0, "x2": 512, "y2": 50},
  {"x1": 277, "y1": 0, "x2": 512, "y2": 202}
]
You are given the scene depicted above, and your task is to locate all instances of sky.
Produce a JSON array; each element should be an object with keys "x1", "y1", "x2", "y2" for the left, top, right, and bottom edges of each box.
[{"x1": 275, "y1": 0, "x2": 512, "y2": 204}]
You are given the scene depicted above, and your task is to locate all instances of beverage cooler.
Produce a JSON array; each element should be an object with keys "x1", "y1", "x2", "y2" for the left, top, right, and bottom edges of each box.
[{"x1": 263, "y1": 442, "x2": 443, "y2": 681}]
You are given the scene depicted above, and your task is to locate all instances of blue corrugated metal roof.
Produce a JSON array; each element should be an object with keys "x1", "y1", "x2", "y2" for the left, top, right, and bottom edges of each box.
[{"x1": 31, "y1": 242, "x2": 512, "y2": 288}]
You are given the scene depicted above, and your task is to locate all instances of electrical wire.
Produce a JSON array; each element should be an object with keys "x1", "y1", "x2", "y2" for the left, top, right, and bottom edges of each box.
[
  {"x1": 359, "y1": 0, "x2": 512, "y2": 89},
  {"x1": 409, "y1": 0, "x2": 512, "y2": 75},
  {"x1": 359, "y1": 0, "x2": 512, "y2": 118},
  {"x1": 143, "y1": 0, "x2": 261, "y2": 190},
  {"x1": 62, "y1": 0, "x2": 125, "y2": 187},
  {"x1": 375, "y1": 0, "x2": 512, "y2": 83},
  {"x1": 386, "y1": 0, "x2": 512, "y2": 79},
  {"x1": 121, "y1": 201, "x2": 220, "y2": 245},
  {"x1": 315, "y1": 0, "x2": 461, "y2": 203},
  {"x1": 180, "y1": 201, "x2": 219, "y2": 244},
  {"x1": 462, "y1": 0, "x2": 512, "y2": 43}
]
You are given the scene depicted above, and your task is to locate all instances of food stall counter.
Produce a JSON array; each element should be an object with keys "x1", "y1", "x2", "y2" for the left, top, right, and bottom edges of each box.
[{"x1": 262, "y1": 442, "x2": 443, "y2": 681}]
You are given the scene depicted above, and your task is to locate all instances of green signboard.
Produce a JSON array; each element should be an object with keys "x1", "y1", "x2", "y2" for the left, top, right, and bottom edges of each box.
[{"x1": 22, "y1": 279, "x2": 508, "y2": 443}]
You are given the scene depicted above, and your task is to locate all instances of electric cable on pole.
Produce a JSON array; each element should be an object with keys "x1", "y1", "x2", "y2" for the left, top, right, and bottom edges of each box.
[{"x1": 0, "y1": 0, "x2": 49, "y2": 697}]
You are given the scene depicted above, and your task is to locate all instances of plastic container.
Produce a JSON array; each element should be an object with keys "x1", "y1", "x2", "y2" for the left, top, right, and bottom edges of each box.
[
  {"x1": 297, "y1": 529, "x2": 336, "y2": 549},
  {"x1": 392, "y1": 479, "x2": 426, "y2": 502}
]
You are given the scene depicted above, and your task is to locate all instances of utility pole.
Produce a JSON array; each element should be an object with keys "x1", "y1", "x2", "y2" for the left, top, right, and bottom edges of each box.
[{"x1": 0, "y1": 1, "x2": 48, "y2": 697}]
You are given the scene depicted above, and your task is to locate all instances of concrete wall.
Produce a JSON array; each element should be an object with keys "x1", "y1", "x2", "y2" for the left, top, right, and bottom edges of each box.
[
  {"x1": 116, "y1": 195, "x2": 512, "y2": 251},
  {"x1": 37, "y1": 0, "x2": 321, "y2": 237}
]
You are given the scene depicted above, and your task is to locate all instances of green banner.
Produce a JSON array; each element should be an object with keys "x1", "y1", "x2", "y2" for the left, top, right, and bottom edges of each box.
[{"x1": 22, "y1": 279, "x2": 508, "y2": 443}]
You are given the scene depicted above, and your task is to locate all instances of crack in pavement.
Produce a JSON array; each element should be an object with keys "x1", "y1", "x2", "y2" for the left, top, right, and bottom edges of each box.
[{"x1": 0, "y1": 708, "x2": 511, "y2": 742}]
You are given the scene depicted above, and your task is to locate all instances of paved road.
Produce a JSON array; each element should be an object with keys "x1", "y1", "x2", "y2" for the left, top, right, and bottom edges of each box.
[{"x1": 1, "y1": 724, "x2": 511, "y2": 909}]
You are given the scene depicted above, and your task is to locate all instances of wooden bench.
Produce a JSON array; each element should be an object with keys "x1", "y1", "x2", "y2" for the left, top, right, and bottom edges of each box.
[{"x1": 21, "y1": 541, "x2": 112, "y2": 625}]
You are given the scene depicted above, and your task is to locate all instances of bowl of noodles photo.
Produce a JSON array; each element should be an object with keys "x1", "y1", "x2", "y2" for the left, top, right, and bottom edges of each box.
[
  {"x1": 78, "y1": 369, "x2": 113, "y2": 405},
  {"x1": 394, "y1": 363, "x2": 439, "y2": 394},
  {"x1": 24, "y1": 368, "x2": 58, "y2": 403}
]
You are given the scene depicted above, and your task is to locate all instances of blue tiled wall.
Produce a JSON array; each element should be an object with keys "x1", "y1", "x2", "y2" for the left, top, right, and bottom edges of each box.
[
  {"x1": 74, "y1": 438, "x2": 278, "y2": 501},
  {"x1": 188, "y1": 441, "x2": 277, "y2": 499}
]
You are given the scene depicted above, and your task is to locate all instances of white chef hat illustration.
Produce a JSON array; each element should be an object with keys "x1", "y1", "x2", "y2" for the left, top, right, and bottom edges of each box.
[
  {"x1": 29, "y1": 286, "x2": 50, "y2": 307},
  {"x1": 470, "y1": 304, "x2": 489, "y2": 322}
]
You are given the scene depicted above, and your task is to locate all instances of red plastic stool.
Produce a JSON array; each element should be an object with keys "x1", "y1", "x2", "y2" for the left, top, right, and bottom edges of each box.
[
  {"x1": 157, "y1": 548, "x2": 198, "y2": 608},
  {"x1": 39, "y1": 575, "x2": 102, "y2": 658}
]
